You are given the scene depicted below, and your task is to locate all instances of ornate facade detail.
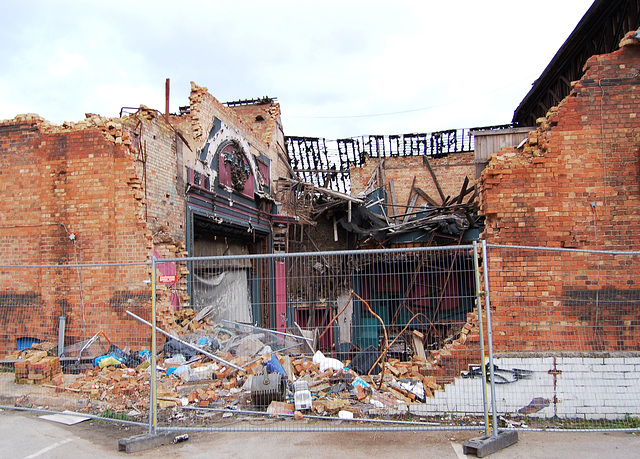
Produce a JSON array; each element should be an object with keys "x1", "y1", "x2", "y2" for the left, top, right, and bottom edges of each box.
[{"x1": 223, "y1": 140, "x2": 251, "y2": 192}]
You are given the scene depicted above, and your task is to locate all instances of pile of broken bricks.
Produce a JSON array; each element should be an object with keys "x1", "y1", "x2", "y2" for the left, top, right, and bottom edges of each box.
[
  {"x1": 3, "y1": 307, "x2": 481, "y2": 424},
  {"x1": 11, "y1": 350, "x2": 63, "y2": 386}
]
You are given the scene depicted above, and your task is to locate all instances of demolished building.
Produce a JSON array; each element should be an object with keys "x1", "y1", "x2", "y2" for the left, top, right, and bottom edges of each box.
[{"x1": 2, "y1": 0, "x2": 640, "y2": 426}]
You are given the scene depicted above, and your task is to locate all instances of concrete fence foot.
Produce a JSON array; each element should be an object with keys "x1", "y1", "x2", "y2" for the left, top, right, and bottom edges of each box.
[{"x1": 462, "y1": 430, "x2": 518, "y2": 457}]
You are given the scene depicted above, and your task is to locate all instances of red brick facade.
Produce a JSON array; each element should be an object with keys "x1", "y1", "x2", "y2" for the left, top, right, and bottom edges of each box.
[
  {"x1": 0, "y1": 114, "x2": 154, "y2": 353},
  {"x1": 480, "y1": 34, "x2": 640, "y2": 353},
  {"x1": 0, "y1": 84, "x2": 288, "y2": 355}
]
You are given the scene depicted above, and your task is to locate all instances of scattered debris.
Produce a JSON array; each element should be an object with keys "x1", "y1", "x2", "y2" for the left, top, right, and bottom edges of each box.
[{"x1": 1, "y1": 305, "x2": 485, "y2": 426}]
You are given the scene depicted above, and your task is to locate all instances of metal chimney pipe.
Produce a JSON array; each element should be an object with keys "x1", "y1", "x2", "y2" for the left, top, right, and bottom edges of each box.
[{"x1": 165, "y1": 78, "x2": 170, "y2": 119}]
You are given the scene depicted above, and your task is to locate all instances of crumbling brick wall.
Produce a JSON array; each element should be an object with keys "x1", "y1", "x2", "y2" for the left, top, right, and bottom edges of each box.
[
  {"x1": 0, "y1": 114, "x2": 155, "y2": 265},
  {"x1": 479, "y1": 32, "x2": 640, "y2": 353},
  {"x1": 0, "y1": 110, "x2": 187, "y2": 355},
  {"x1": 0, "y1": 84, "x2": 292, "y2": 356},
  {"x1": 179, "y1": 83, "x2": 288, "y2": 189}
]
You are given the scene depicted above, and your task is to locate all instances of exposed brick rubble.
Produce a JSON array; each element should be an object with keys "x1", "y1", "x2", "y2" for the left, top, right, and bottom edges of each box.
[
  {"x1": 429, "y1": 310, "x2": 481, "y2": 385},
  {"x1": 11, "y1": 350, "x2": 62, "y2": 385},
  {"x1": 2, "y1": 306, "x2": 486, "y2": 421}
]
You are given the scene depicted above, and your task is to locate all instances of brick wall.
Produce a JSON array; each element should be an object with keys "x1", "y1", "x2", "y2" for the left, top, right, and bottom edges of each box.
[
  {"x1": 350, "y1": 152, "x2": 475, "y2": 212},
  {"x1": 127, "y1": 109, "x2": 185, "y2": 243},
  {"x1": 0, "y1": 85, "x2": 291, "y2": 356},
  {"x1": 479, "y1": 34, "x2": 640, "y2": 353},
  {"x1": 0, "y1": 114, "x2": 155, "y2": 353},
  {"x1": 0, "y1": 109, "x2": 194, "y2": 354}
]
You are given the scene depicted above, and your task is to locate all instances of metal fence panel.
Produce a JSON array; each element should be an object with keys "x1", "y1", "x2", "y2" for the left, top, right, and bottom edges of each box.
[
  {"x1": 148, "y1": 246, "x2": 490, "y2": 432},
  {"x1": 4, "y1": 244, "x2": 637, "y2": 433},
  {"x1": 0, "y1": 262, "x2": 151, "y2": 426},
  {"x1": 484, "y1": 244, "x2": 640, "y2": 431}
]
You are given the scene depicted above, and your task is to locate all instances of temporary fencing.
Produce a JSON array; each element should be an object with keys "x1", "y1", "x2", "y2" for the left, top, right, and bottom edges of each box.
[
  {"x1": 1, "y1": 243, "x2": 638, "y2": 434},
  {"x1": 148, "y1": 246, "x2": 489, "y2": 432},
  {"x1": 484, "y1": 243, "x2": 640, "y2": 431},
  {"x1": 0, "y1": 261, "x2": 152, "y2": 427}
]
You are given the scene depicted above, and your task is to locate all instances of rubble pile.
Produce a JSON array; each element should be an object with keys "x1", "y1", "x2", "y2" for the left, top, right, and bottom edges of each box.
[
  {"x1": 3, "y1": 307, "x2": 482, "y2": 424},
  {"x1": 11, "y1": 350, "x2": 62, "y2": 386},
  {"x1": 139, "y1": 309, "x2": 464, "y2": 421},
  {"x1": 45, "y1": 366, "x2": 152, "y2": 417},
  {"x1": 68, "y1": 366, "x2": 149, "y2": 398}
]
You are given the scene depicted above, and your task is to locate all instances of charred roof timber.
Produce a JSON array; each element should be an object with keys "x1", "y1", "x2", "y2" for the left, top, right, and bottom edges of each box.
[
  {"x1": 340, "y1": 130, "x2": 474, "y2": 164},
  {"x1": 224, "y1": 97, "x2": 277, "y2": 107},
  {"x1": 285, "y1": 129, "x2": 474, "y2": 193}
]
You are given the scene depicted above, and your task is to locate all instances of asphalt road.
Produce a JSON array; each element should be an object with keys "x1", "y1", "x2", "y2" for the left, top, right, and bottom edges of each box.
[{"x1": 2, "y1": 409, "x2": 639, "y2": 458}]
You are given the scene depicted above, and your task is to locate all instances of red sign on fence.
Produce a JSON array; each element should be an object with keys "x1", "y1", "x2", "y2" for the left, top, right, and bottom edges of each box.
[{"x1": 158, "y1": 275, "x2": 178, "y2": 284}]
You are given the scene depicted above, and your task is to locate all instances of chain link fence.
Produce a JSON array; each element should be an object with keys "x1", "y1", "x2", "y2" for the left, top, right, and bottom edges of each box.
[
  {"x1": 484, "y1": 243, "x2": 640, "y2": 431},
  {"x1": 150, "y1": 246, "x2": 488, "y2": 432},
  {"x1": 2, "y1": 243, "x2": 639, "y2": 434},
  {"x1": 0, "y1": 262, "x2": 152, "y2": 427}
]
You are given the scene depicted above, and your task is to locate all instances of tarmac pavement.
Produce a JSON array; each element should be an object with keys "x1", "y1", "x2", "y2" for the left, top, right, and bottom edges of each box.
[{"x1": 2, "y1": 408, "x2": 639, "y2": 458}]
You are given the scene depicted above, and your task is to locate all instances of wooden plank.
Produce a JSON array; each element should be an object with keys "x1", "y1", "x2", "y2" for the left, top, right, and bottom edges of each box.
[
  {"x1": 413, "y1": 187, "x2": 439, "y2": 207},
  {"x1": 377, "y1": 158, "x2": 386, "y2": 189},
  {"x1": 466, "y1": 187, "x2": 478, "y2": 204},
  {"x1": 411, "y1": 332, "x2": 427, "y2": 361},
  {"x1": 379, "y1": 200, "x2": 391, "y2": 225},
  {"x1": 403, "y1": 177, "x2": 418, "y2": 224},
  {"x1": 403, "y1": 193, "x2": 419, "y2": 224},
  {"x1": 388, "y1": 179, "x2": 398, "y2": 219},
  {"x1": 423, "y1": 155, "x2": 446, "y2": 204},
  {"x1": 405, "y1": 176, "x2": 417, "y2": 209},
  {"x1": 293, "y1": 322, "x2": 315, "y2": 355},
  {"x1": 282, "y1": 355, "x2": 295, "y2": 381},
  {"x1": 277, "y1": 177, "x2": 364, "y2": 203},
  {"x1": 456, "y1": 176, "x2": 469, "y2": 204}
]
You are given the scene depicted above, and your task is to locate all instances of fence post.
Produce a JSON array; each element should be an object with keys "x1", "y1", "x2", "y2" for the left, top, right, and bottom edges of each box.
[
  {"x1": 482, "y1": 240, "x2": 499, "y2": 436},
  {"x1": 473, "y1": 241, "x2": 490, "y2": 435},
  {"x1": 463, "y1": 243, "x2": 519, "y2": 457},
  {"x1": 149, "y1": 257, "x2": 157, "y2": 434}
]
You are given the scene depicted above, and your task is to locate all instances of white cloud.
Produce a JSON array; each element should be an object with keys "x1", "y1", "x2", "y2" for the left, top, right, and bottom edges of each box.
[
  {"x1": 47, "y1": 50, "x2": 87, "y2": 78},
  {"x1": 0, "y1": 0, "x2": 596, "y2": 136}
]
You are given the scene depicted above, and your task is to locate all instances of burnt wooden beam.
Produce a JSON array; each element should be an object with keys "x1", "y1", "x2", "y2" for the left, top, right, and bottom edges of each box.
[
  {"x1": 413, "y1": 187, "x2": 440, "y2": 207},
  {"x1": 422, "y1": 155, "x2": 446, "y2": 204}
]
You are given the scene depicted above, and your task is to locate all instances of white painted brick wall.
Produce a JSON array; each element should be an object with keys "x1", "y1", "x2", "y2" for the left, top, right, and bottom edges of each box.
[{"x1": 411, "y1": 356, "x2": 640, "y2": 420}]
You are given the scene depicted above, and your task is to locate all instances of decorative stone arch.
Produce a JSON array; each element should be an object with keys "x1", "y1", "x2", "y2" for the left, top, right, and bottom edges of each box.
[{"x1": 193, "y1": 118, "x2": 263, "y2": 196}]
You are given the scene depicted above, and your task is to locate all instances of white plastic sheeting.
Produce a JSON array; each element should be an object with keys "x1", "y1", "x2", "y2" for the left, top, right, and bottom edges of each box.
[{"x1": 193, "y1": 269, "x2": 252, "y2": 324}]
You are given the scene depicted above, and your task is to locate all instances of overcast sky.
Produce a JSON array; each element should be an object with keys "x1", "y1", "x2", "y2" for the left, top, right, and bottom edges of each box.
[{"x1": 1, "y1": 0, "x2": 595, "y2": 140}]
